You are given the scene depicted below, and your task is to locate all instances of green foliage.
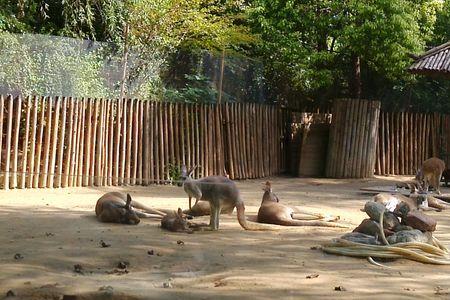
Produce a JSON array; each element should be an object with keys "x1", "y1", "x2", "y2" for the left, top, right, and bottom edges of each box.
[
  {"x1": 0, "y1": 32, "x2": 110, "y2": 97},
  {"x1": 164, "y1": 74, "x2": 217, "y2": 103},
  {"x1": 248, "y1": 0, "x2": 443, "y2": 106},
  {"x1": 168, "y1": 163, "x2": 182, "y2": 184}
]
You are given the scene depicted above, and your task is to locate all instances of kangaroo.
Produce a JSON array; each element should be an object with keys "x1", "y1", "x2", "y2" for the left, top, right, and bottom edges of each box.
[
  {"x1": 180, "y1": 166, "x2": 270, "y2": 231},
  {"x1": 183, "y1": 200, "x2": 234, "y2": 217},
  {"x1": 95, "y1": 192, "x2": 166, "y2": 224},
  {"x1": 372, "y1": 192, "x2": 447, "y2": 214},
  {"x1": 257, "y1": 181, "x2": 348, "y2": 228},
  {"x1": 415, "y1": 157, "x2": 446, "y2": 194},
  {"x1": 161, "y1": 208, "x2": 194, "y2": 233}
]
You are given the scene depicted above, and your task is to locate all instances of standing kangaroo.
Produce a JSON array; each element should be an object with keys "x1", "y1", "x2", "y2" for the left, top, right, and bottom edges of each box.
[
  {"x1": 257, "y1": 182, "x2": 348, "y2": 228},
  {"x1": 95, "y1": 192, "x2": 166, "y2": 224},
  {"x1": 181, "y1": 166, "x2": 269, "y2": 231},
  {"x1": 415, "y1": 157, "x2": 446, "y2": 194}
]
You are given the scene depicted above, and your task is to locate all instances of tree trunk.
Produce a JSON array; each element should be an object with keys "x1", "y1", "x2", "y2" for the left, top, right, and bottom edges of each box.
[{"x1": 350, "y1": 54, "x2": 361, "y2": 99}]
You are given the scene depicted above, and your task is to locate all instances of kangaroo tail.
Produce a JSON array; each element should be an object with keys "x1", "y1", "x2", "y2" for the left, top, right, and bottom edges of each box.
[
  {"x1": 236, "y1": 201, "x2": 276, "y2": 231},
  {"x1": 130, "y1": 200, "x2": 167, "y2": 216},
  {"x1": 275, "y1": 218, "x2": 349, "y2": 228}
]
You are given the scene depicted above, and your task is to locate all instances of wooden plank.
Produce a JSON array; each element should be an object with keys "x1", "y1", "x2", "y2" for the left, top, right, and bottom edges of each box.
[
  {"x1": 33, "y1": 96, "x2": 46, "y2": 188},
  {"x1": 95, "y1": 99, "x2": 105, "y2": 186},
  {"x1": 83, "y1": 98, "x2": 92, "y2": 186},
  {"x1": 379, "y1": 112, "x2": 385, "y2": 175},
  {"x1": 69, "y1": 99, "x2": 80, "y2": 187},
  {"x1": 137, "y1": 100, "x2": 143, "y2": 185},
  {"x1": 39, "y1": 97, "x2": 52, "y2": 188},
  {"x1": 354, "y1": 99, "x2": 366, "y2": 177},
  {"x1": 101, "y1": 99, "x2": 108, "y2": 186},
  {"x1": 55, "y1": 97, "x2": 67, "y2": 188},
  {"x1": 325, "y1": 101, "x2": 337, "y2": 177},
  {"x1": 113, "y1": 99, "x2": 121, "y2": 185},
  {"x1": 48, "y1": 96, "x2": 61, "y2": 188},
  {"x1": 62, "y1": 98, "x2": 73, "y2": 188},
  {"x1": 108, "y1": 99, "x2": 115, "y2": 185},
  {"x1": 89, "y1": 99, "x2": 99, "y2": 186},
  {"x1": 173, "y1": 103, "x2": 180, "y2": 171},
  {"x1": 185, "y1": 104, "x2": 191, "y2": 170},
  {"x1": 224, "y1": 103, "x2": 234, "y2": 178},
  {"x1": 152, "y1": 102, "x2": 159, "y2": 183},
  {"x1": 158, "y1": 103, "x2": 167, "y2": 183},
  {"x1": 190, "y1": 104, "x2": 196, "y2": 175},
  {"x1": 19, "y1": 97, "x2": 31, "y2": 188},
  {"x1": 194, "y1": 104, "x2": 200, "y2": 178},
  {"x1": 125, "y1": 99, "x2": 133, "y2": 185},
  {"x1": 11, "y1": 96, "x2": 22, "y2": 188},
  {"x1": 156, "y1": 102, "x2": 163, "y2": 183},
  {"x1": 344, "y1": 99, "x2": 357, "y2": 177},
  {"x1": 119, "y1": 99, "x2": 127, "y2": 185},
  {"x1": 143, "y1": 101, "x2": 150, "y2": 185},
  {"x1": 0, "y1": 95, "x2": 5, "y2": 188},
  {"x1": 168, "y1": 102, "x2": 175, "y2": 172},
  {"x1": 209, "y1": 104, "x2": 215, "y2": 176},
  {"x1": 76, "y1": 98, "x2": 86, "y2": 186},
  {"x1": 26, "y1": 96, "x2": 38, "y2": 188},
  {"x1": 131, "y1": 99, "x2": 139, "y2": 185},
  {"x1": 4, "y1": 95, "x2": 14, "y2": 189}
]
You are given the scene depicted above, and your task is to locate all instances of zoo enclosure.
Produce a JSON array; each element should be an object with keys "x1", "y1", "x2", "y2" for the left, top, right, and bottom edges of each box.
[{"x1": 0, "y1": 95, "x2": 286, "y2": 190}]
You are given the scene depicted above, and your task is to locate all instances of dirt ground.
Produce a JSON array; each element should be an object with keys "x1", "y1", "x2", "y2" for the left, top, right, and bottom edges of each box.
[{"x1": 1, "y1": 175, "x2": 450, "y2": 300}]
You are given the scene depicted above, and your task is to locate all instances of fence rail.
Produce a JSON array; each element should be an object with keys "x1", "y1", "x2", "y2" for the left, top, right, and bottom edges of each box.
[
  {"x1": 0, "y1": 95, "x2": 286, "y2": 189},
  {"x1": 374, "y1": 111, "x2": 442, "y2": 176}
]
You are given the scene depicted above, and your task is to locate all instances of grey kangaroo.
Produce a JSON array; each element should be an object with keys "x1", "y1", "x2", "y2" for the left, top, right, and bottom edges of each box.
[
  {"x1": 95, "y1": 192, "x2": 166, "y2": 224},
  {"x1": 257, "y1": 181, "x2": 348, "y2": 228},
  {"x1": 181, "y1": 166, "x2": 269, "y2": 231}
]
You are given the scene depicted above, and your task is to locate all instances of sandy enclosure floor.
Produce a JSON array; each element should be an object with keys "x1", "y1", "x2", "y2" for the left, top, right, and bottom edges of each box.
[{"x1": 1, "y1": 176, "x2": 450, "y2": 299}]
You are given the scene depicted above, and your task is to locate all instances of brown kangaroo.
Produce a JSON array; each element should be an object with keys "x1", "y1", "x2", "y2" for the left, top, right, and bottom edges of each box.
[
  {"x1": 161, "y1": 208, "x2": 194, "y2": 233},
  {"x1": 181, "y1": 166, "x2": 271, "y2": 231},
  {"x1": 95, "y1": 192, "x2": 166, "y2": 224},
  {"x1": 257, "y1": 181, "x2": 348, "y2": 228},
  {"x1": 415, "y1": 157, "x2": 446, "y2": 194}
]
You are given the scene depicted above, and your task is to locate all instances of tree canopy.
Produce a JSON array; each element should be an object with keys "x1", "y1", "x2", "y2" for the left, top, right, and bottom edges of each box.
[{"x1": 0, "y1": 0, "x2": 449, "y2": 111}]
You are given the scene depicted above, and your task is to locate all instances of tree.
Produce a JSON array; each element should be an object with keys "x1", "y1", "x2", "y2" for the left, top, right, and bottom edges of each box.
[{"x1": 248, "y1": 0, "x2": 441, "y2": 107}]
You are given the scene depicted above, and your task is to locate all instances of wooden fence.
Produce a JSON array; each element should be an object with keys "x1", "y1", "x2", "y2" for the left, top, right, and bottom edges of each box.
[
  {"x1": 0, "y1": 95, "x2": 286, "y2": 189},
  {"x1": 325, "y1": 99, "x2": 381, "y2": 178},
  {"x1": 375, "y1": 112, "x2": 448, "y2": 175}
]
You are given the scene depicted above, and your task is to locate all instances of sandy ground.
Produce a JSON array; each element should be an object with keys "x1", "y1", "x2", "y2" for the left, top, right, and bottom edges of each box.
[{"x1": 1, "y1": 175, "x2": 450, "y2": 300}]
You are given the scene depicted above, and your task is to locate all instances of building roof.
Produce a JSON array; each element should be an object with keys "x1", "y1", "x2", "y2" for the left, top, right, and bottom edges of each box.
[{"x1": 409, "y1": 41, "x2": 450, "y2": 77}]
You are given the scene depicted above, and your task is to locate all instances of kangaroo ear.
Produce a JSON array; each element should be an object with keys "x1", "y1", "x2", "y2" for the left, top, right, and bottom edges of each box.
[
  {"x1": 177, "y1": 207, "x2": 183, "y2": 217},
  {"x1": 125, "y1": 194, "x2": 132, "y2": 209},
  {"x1": 188, "y1": 165, "x2": 197, "y2": 177},
  {"x1": 181, "y1": 165, "x2": 188, "y2": 176}
]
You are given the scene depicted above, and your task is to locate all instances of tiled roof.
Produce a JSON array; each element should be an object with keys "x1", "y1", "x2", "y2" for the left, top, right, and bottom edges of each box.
[{"x1": 409, "y1": 41, "x2": 450, "y2": 76}]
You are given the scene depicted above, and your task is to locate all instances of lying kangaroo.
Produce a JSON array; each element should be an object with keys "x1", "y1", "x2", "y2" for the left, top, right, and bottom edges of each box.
[
  {"x1": 416, "y1": 157, "x2": 446, "y2": 194},
  {"x1": 257, "y1": 181, "x2": 347, "y2": 227},
  {"x1": 181, "y1": 166, "x2": 269, "y2": 231},
  {"x1": 95, "y1": 192, "x2": 166, "y2": 224}
]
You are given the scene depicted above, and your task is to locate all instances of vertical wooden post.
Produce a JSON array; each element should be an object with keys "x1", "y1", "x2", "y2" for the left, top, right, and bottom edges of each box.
[
  {"x1": 11, "y1": 96, "x2": 22, "y2": 189},
  {"x1": 48, "y1": 96, "x2": 61, "y2": 187}
]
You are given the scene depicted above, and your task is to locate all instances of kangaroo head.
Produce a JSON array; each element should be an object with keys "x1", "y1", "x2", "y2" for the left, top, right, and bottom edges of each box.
[
  {"x1": 181, "y1": 165, "x2": 197, "y2": 182},
  {"x1": 120, "y1": 194, "x2": 140, "y2": 225},
  {"x1": 175, "y1": 208, "x2": 193, "y2": 233},
  {"x1": 262, "y1": 181, "x2": 271, "y2": 191}
]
